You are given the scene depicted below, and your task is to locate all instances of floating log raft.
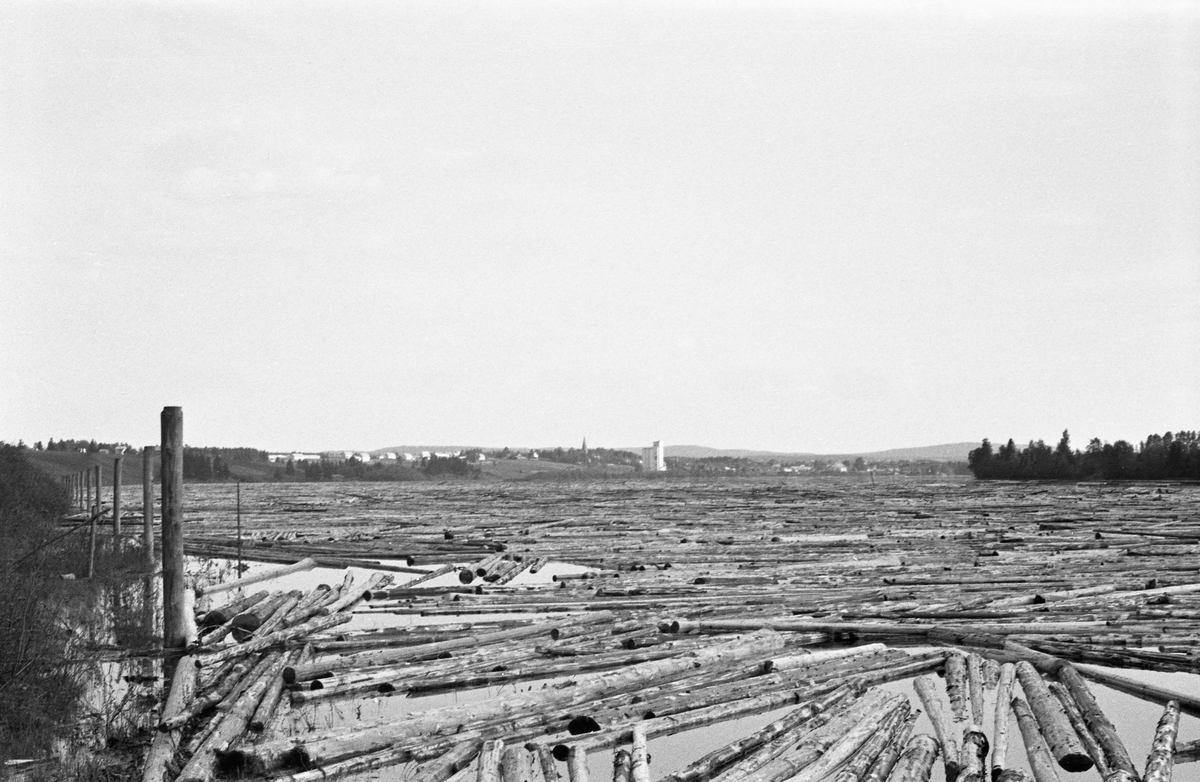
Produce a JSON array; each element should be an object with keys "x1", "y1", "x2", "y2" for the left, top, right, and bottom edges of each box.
[{"x1": 130, "y1": 479, "x2": 1200, "y2": 782}]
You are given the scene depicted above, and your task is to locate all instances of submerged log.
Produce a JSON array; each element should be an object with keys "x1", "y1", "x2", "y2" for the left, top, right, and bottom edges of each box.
[
  {"x1": 1143, "y1": 701, "x2": 1180, "y2": 782},
  {"x1": 1015, "y1": 661, "x2": 1093, "y2": 772}
]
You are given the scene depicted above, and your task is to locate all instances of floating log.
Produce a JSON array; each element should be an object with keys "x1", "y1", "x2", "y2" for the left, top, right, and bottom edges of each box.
[
  {"x1": 1015, "y1": 661, "x2": 1093, "y2": 772},
  {"x1": 966, "y1": 654, "x2": 986, "y2": 727},
  {"x1": 991, "y1": 663, "x2": 1016, "y2": 782},
  {"x1": 833, "y1": 702, "x2": 911, "y2": 782},
  {"x1": 1143, "y1": 701, "x2": 1180, "y2": 782},
  {"x1": 1074, "y1": 664, "x2": 1200, "y2": 719},
  {"x1": 568, "y1": 747, "x2": 589, "y2": 782},
  {"x1": 200, "y1": 590, "x2": 270, "y2": 629},
  {"x1": 1048, "y1": 681, "x2": 1110, "y2": 778},
  {"x1": 197, "y1": 557, "x2": 318, "y2": 598},
  {"x1": 479, "y1": 739, "x2": 506, "y2": 782},
  {"x1": 884, "y1": 734, "x2": 940, "y2": 782},
  {"x1": 142, "y1": 655, "x2": 196, "y2": 782},
  {"x1": 956, "y1": 728, "x2": 990, "y2": 782},
  {"x1": 614, "y1": 749, "x2": 631, "y2": 782},
  {"x1": 195, "y1": 612, "x2": 351, "y2": 669},
  {"x1": 862, "y1": 710, "x2": 919, "y2": 782},
  {"x1": 945, "y1": 653, "x2": 970, "y2": 722},
  {"x1": 502, "y1": 744, "x2": 534, "y2": 782},
  {"x1": 657, "y1": 690, "x2": 847, "y2": 782},
  {"x1": 177, "y1": 650, "x2": 286, "y2": 782},
  {"x1": 1011, "y1": 697, "x2": 1062, "y2": 782},
  {"x1": 630, "y1": 724, "x2": 650, "y2": 782},
  {"x1": 913, "y1": 674, "x2": 960, "y2": 780}
]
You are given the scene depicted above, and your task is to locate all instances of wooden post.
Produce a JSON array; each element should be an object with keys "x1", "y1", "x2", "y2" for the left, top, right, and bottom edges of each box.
[
  {"x1": 113, "y1": 456, "x2": 123, "y2": 547},
  {"x1": 143, "y1": 446, "x2": 154, "y2": 569},
  {"x1": 85, "y1": 467, "x2": 92, "y2": 516},
  {"x1": 162, "y1": 406, "x2": 187, "y2": 650},
  {"x1": 236, "y1": 480, "x2": 243, "y2": 575},
  {"x1": 93, "y1": 464, "x2": 101, "y2": 514}
]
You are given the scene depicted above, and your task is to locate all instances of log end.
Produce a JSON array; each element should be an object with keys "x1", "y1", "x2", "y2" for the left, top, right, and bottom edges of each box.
[{"x1": 1059, "y1": 753, "x2": 1096, "y2": 774}]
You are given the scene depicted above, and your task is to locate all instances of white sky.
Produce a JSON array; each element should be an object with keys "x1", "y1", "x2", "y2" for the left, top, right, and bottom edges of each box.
[{"x1": 2, "y1": 1, "x2": 1197, "y2": 453}]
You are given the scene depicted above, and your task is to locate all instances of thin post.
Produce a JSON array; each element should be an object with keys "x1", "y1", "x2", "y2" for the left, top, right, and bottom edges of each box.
[
  {"x1": 161, "y1": 406, "x2": 187, "y2": 650},
  {"x1": 113, "y1": 456, "x2": 123, "y2": 547},
  {"x1": 237, "y1": 480, "x2": 243, "y2": 576},
  {"x1": 85, "y1": 467, "x2": 92, "y2": 517},
  {"x1": 93, "y1": 464, "x2": 101, "y2": 514},
  {"x1": 143, "y1": 446, "x2": 155, "y2": 569}
]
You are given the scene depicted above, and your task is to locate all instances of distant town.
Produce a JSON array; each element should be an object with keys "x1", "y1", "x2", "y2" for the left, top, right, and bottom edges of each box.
[{"x1": 18, "y1": 437, "x2": 970, "y2": 482}]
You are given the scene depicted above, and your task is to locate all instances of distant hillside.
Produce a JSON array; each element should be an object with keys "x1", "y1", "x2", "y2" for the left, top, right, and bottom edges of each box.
[
  {"x1": 369, "y1": 446, "x2": 477, "y2": 456},
  {"x1": 664, "y1": 442, "x2": 976, "y2": 463}
]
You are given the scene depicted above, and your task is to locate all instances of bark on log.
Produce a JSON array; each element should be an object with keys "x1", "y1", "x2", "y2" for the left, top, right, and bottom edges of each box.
[
  {"x1": 630, "y1": 724, "x2": 650, "y2": 782},
  {"x1": 142, "y1": 655, "x2": 196, "y2": 782},
  {"x1": 1048, "y1": 681, "x2": 1110, "y2": 779},
  {"x1": 479, "y1": 740, "x2": 506, "y2": 782},
  {"x1": 614, "y1": 749, "x2": 631, "y2": 782},
  {"x1": 1012, "y1": 697, "x2": 1063, "y2": 782},
  {"x1": 1074, "y1": 665, "x2": 1200, "y2": 719},
  {"x1": 568, "y1": 747, "x2": 590, "y2": 782},
  {"x1": 945, "y1": 653, "x2": 970, "y2": 723},
  {"x1": 885, "y1": 735, "x2": 940, "y2": 782},
  {"x1": 913, "y1": 674, "x2": 961, "y2": 780},
  {"x1": 862, "y1": 711, "x2": 919, "y2": 782},
  {"x1": 503, "y1": 744, "x2": 535, "y2": 782},
  {"x1": 197, "y1": 557, "x2": 318, "y2": 597},
  {"x1": 656, "y1": 692, "x2": 846, "y2": 782},
  {"x1": 833, "y1": 703, "x2": 911, "y2": 782},
  {"x1": 1053, "y1": 664, "x2": 1139, "y2": 782},
  {"x1": 1015, "y1": 661, "x2": 1093, "y2": 772},
  {"x1": 955, "y1": 729, "x2": 990, "y2": 782},
  {"x1": 1143, "y1": 701, "x2": 1180, "y2": 782},
  {"x1": 967, "y1": 654, "x2": 986, "y2": 727},
  {"x1": 991, "y1": 664, "x2": 1016, "y2": 782}
]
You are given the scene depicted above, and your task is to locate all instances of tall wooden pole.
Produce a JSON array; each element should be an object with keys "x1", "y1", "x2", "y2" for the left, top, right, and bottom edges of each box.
[
  {"x1": 236, "y1": 480, "x2": 243, "y2": 576},
  {"x1": 85, "y1": 467, "x2": 92, "y2": 516},
  {"x1": 113, "y1": 456, "x2": 123, "y2": 547},
  {"x1": 93, "y1": 464, "x2": 101, "y2": 514},
  {"x1": 161, "y1": 407, "x2": 187, "y2": 650},
  {"x1": 143, "y1": 446, "x2": 155, "y2": 569}
]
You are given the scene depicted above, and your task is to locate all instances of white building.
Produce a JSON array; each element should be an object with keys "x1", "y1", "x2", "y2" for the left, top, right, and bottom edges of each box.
[{"x1": 641, "y1": 441, "x2": 666, "y2": 472}]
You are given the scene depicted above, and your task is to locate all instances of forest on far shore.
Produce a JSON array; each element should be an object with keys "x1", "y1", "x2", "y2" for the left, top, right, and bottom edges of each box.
[{"x1": 968, "y1": 430, "x2": 1200, "y2": 481}]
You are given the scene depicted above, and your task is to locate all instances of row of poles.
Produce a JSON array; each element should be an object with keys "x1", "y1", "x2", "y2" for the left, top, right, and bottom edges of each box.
[{"x1": 56, "y1": 407, "x2": 189, "y2": 652}]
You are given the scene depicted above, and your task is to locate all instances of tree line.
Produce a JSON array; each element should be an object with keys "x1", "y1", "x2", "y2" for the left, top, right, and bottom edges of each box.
[{"x1": 968, "y1": 430, "x2": 1200, "y2": 480}]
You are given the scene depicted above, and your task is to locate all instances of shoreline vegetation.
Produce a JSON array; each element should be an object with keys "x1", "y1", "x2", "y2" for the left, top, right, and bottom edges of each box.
[
  {"x1": 968, "y1": 430, "x2": 1200, "y2": 481},
  {"x1": 0, "y1": 444, "x2": 149, "y2": 776}
]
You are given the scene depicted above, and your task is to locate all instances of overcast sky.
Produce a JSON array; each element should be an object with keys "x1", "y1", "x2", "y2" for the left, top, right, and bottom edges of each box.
[{"x1": 2, "y1": 1, "x2": 1197, "y2": 454}]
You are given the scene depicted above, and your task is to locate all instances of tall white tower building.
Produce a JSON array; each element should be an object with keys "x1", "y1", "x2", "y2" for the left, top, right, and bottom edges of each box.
[{"x1": 641, "y1": 441, "x2": 665, "y2": 472}]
